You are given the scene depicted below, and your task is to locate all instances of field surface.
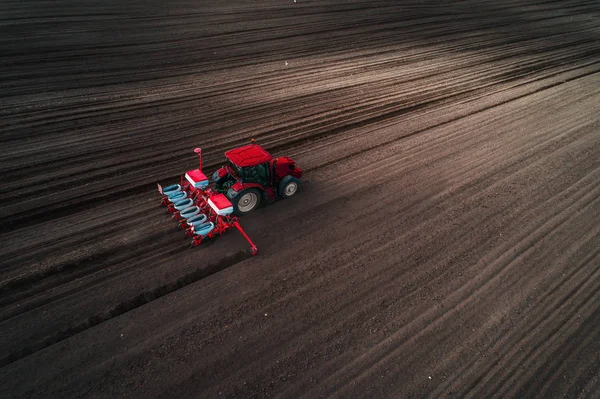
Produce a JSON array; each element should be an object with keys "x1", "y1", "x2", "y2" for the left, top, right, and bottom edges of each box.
[{"x1": 1, "y1": 1, "x2": 599, "y2": 398}]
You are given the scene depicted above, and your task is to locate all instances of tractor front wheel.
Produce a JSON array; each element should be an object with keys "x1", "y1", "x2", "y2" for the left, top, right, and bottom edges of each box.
[
  {"x1": 234, "y1": 188, "x2": 261, "y2": 215},
  {"x1": 279, "y1": 176, "x2": 300, "y2": 198}
]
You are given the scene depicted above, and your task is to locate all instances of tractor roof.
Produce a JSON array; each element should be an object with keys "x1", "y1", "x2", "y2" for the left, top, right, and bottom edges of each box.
[{"x1": 225, "y1": 144, "x2": 272, "y2": 167}]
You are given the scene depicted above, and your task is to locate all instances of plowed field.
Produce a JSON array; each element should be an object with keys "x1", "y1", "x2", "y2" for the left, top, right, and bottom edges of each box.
[{"x1": 1, "y1": 1, "x2": 599, "y2": 398}]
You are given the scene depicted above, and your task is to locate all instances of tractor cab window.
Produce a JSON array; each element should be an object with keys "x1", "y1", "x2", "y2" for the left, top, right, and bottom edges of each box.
[
  {"x1": 228, "y1": 161, "x2": 243, "y2": 178},
  {"x1": 241, "y1": 163, "x2": 269, "y2": 185},
  {"x1": 255, "y1": 163, "x2": 269, "y2": 183}
]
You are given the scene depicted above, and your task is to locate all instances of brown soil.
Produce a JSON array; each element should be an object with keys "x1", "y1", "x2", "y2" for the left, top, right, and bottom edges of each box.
[{"x1": 1, "y1": 1, "x2": 599, "y2": 398}]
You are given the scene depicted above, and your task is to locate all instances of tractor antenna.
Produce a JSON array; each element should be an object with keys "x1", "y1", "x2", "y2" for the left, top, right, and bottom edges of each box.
[{"x1": 194, "y1": 148, "x2": 202, "y2": 172}]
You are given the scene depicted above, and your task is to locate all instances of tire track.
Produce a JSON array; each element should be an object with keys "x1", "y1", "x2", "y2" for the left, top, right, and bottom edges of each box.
[
  {"x1": 297, "y1": 177, "x2": 600, "y2": 399},
  {"x1": 429, "y1": 217, "x2": 600, "y2": 397},
  {"x1": 0, "y1": 250, "x2": 251, "y2": 368}
]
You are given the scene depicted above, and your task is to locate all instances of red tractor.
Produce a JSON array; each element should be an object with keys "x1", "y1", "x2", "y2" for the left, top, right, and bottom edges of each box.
[{"x1": 211, "y1": 143, "x2": 303, "y2": 214}]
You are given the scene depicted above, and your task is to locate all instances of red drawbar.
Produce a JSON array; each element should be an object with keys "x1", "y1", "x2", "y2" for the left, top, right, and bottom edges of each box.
[
  {"x1": 225, "y1": 144, "x2": 272, "y2": 167},
  {"x1": 210, "y1": 193, "x2": 233, "y2": 210},
  {"x1": 187, "y1": 169, "x2": 208, "y2": 182}
]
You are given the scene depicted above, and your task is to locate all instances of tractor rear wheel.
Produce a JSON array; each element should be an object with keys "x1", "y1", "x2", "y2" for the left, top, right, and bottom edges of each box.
[
  {"x1": 279, "y1": 176, "x2": 300, "y2": 198},
  {"x1": 234, "y1": 188, "x2": 261, "y2": 215}
]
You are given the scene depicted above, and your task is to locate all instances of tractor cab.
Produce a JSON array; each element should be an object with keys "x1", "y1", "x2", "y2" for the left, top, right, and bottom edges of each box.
[
  {"x1": 212, "y1": 143, "x2": 302, "y2": 214},
  {"x1": 225, "y1": 144, "x2": 272, "y2": 186}
]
